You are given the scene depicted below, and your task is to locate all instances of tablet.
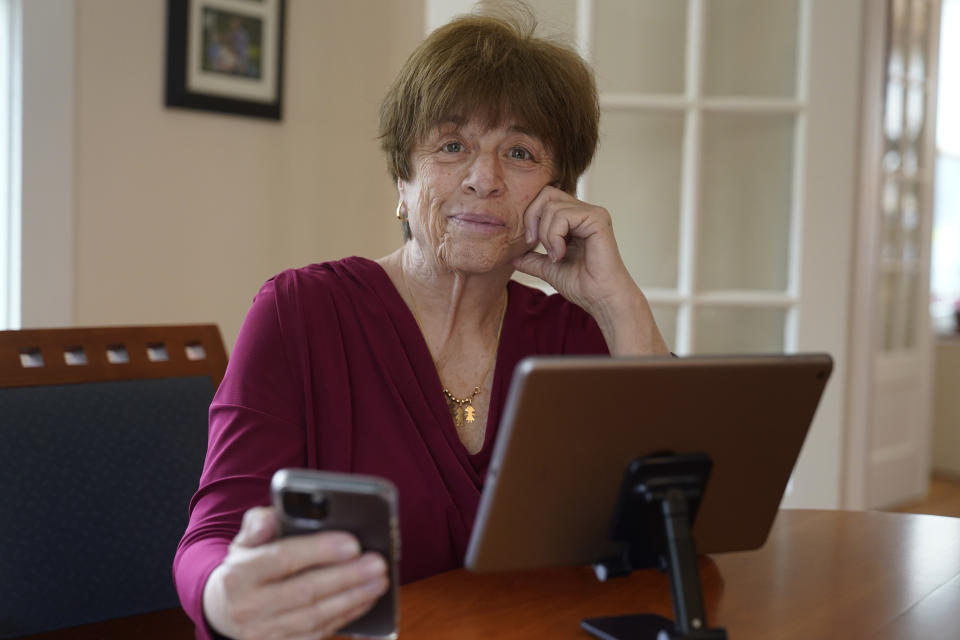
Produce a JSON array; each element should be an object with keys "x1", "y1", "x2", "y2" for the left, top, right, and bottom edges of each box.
[{"x1": 465, "y1": 353, "x2": 833, "y2": 571}]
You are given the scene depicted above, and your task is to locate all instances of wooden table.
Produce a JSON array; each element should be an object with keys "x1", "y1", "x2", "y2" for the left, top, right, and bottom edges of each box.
[
  {"x1": 19, "y1": 509, "x2": 960, "y2": 639},
  {"x1": 398, "y1": 509, "x2": 960, "y2": 639}
]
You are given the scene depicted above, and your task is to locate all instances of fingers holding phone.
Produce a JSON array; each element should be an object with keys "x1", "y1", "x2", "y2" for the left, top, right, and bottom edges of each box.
[
  {"x1": 271, "y1": 469, "x2": 400, "y2": 639},
  {"x1": 202, "y1": 487, "x2": 395, "y2": 639},
  {"x1": 267, "y1": 554, "x2": 389, "y2": 639}
]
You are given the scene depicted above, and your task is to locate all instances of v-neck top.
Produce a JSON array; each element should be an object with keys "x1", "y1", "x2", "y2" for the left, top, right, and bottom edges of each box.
[{"x1": 173, "y1": 257, "x2": 608, "y2": 638}]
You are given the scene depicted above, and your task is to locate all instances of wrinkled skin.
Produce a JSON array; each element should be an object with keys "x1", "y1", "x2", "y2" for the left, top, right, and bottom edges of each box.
[{"x1": 392, "y1": 117, "x2": 669, "y2": 359}]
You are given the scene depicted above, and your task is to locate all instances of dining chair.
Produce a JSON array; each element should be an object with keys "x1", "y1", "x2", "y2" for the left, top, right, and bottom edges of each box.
[{"x1": 0, "y1": 325, "x2": 227, "y2": 638}]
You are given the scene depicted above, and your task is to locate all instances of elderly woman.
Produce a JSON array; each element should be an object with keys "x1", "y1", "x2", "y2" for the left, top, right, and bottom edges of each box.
[{"x1": 174, "y1": 11, "x2": 668, "y2": 640}]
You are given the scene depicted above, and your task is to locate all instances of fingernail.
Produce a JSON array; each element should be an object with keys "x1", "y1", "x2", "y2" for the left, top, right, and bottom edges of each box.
[
  {"x1": 238, "y1": 513, "x2": 262, "y2": 543},
  {"x1": 363, "y1": 576, "x2": 389, "y2": 596},
  {"x1": 361, "y1": 555, "x2": 387, "y2": 578},
  {"x1": 250, "y1": 516, "x2": 267, "y2": 538},
  {"x1": 338, "y1": 537, "x2": 361, "y2": 559}
]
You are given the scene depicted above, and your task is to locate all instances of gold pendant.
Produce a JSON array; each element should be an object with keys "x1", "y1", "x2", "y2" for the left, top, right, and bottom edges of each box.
[
  {"x1": 464, "y1": 404, "x2": 476, "y2": 423},
  {"x1": 453, "y1": 404, "x2": 464, "y2": 427}
]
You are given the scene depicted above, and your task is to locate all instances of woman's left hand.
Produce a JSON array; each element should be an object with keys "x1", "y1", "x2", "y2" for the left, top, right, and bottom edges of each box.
[{"x1": 513, "y1": 186, "x2": 669, "y2": 356}]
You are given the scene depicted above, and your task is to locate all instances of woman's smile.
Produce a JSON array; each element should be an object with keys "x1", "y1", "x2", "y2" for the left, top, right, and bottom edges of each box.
[{"x1": 447, "y1": 212, "x2": 508, "y2": 235}]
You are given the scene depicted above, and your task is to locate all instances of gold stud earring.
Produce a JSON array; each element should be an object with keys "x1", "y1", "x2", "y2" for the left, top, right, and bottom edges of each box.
[{"x1": 396, "y1": 199, "x2": 411, "y2": 242}]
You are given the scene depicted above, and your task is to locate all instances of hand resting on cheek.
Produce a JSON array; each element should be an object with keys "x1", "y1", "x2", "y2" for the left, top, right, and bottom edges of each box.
[{"x1": 514, "y1": 185, "x2": 670, "y2": 357}]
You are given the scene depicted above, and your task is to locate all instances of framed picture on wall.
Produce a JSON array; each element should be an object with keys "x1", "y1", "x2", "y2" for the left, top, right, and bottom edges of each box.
[{"x1": 165, "y1": 0, "x2": 286, "y2": 120}]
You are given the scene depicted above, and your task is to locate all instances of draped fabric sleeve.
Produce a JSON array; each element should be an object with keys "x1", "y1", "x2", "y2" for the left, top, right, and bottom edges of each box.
[
  {"x1": 510, "y1": 282, "x2": 609, "y2": 356},
  {"x1": 562, "y1": 301, "x2": 610, "y2": 355},
  {"x1": 173, "y1": 278, "x2": 306, "y2": 639}
]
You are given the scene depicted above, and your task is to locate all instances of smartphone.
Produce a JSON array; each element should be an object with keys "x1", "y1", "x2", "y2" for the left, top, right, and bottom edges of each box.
[{"x1": 270, "y1": 468, "x2": 400, "y2": 639}]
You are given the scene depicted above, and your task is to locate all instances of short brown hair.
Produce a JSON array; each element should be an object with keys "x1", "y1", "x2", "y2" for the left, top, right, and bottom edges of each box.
[{"x1": 378, "y1": 11, "x2": 599, "y2": 195}]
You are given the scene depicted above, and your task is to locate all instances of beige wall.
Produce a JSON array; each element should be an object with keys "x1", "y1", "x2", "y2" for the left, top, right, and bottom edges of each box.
[
  {"x1": 73, "y1": 0, "x2": 423, "y2": 349},
  {"x1": 933, "y1": 339, "x2": 960, "y2": 477}
]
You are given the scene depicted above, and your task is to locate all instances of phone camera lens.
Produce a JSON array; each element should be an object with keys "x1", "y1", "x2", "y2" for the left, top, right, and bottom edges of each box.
[{"x1": 284, "y1": 490, "x2": 329, "y2": 520}]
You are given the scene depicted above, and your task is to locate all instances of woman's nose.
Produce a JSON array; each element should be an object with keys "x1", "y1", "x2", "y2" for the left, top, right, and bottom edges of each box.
[{"x1": 462, "y1": 152, "x2": 504, "y2": 197}]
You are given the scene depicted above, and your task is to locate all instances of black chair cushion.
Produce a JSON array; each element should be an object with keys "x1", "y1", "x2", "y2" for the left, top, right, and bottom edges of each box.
[{"x1": 0, "y1": 377, "x2": 212, "y2": 638}]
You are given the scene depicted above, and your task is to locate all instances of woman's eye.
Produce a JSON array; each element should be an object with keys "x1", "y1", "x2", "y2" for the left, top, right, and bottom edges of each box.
[
  {"x1": 509, "y1": 147, "x2": 532, "y2": 160},
  {"x1": 442, "y1": 141, "x2": 463, "y2": 153}
]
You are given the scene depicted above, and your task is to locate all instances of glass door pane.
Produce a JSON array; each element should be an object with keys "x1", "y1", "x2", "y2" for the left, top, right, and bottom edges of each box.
[
  {"x1": 900, "y1": 181, "x2": 921, "y2": 262},
  {"x1": 884, "y1": 79, "x2": 905, "y2": 171},
  {"x1": 903, "y1": 84, "x2": 926, "y2": 171},
  {"x1": 589, "y1": 110, "x2": 684, "y2": 288},
  {"x1": 698, "y1": 113, "x2": 795, "y2": 291},
  {"x1": 889, "y1": 0, "x2": 909, "y2": 77},
  {"x1": 703, "y1": 0, "x2": 800, "y2": 97},
  {"x1": 907, "y1": 0, "x2": 930, "y2": 82},
  {"x1": 594, "y1": 0, "x2": 687, "y2": 94},
  {"x1": 881, "y1": 177, "x2": 902, "y2": 262},
  {"x1": 693, "y1": 307, "x2": 786, "y2": 353}
]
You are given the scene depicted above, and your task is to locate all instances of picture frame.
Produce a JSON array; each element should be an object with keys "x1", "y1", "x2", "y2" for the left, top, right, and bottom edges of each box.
[{"x1": 165, "y1": 0, "x2": 286, "y2": 121}]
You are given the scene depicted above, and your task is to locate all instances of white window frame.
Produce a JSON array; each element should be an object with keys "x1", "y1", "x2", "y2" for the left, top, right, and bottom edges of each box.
[
  {"x1": 0, "y1": 0, "x2": 20, "y2": 329},
  {"x1": 1, "y1": 0, "x2": 75, "y2": 330}
]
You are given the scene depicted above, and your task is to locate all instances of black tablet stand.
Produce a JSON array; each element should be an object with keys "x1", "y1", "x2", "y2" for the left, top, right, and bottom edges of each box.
[{"x1": 581, "y1": 453, "x2": 728, "y2": 640}]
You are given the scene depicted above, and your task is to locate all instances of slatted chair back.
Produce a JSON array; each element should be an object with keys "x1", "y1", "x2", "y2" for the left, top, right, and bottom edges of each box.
[{"x1": 0, "y1": 325, "x2": 226, "y2": 639}]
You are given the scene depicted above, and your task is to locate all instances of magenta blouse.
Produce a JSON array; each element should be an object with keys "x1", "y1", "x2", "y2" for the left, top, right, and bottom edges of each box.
[{"x1": 173, "y1": 257, "x2": 608, "y2": 637}]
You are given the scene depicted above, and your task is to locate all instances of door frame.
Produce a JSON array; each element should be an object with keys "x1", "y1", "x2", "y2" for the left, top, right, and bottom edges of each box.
[{"x1": 844, "y1": 0, "x2": 941, "y2": 509}]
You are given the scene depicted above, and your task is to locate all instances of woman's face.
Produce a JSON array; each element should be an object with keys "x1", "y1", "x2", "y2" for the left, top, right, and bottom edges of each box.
[{"x1": 399, "y1": 117, "x2": 556, "y2": 274}]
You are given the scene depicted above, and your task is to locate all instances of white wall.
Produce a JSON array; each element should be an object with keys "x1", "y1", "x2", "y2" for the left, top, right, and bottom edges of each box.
[{"x1": 69, "y1": 0, "x2": 423, "y2": 349}]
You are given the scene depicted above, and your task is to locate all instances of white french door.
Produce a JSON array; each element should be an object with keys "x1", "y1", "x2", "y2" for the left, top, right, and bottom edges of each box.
[
  {"x1": 427, "y1": 0, "x2": 864, "y2": 507},
  {"x1": 521, "y1": 0, "x2": 860, "y2": 507},
  {"x1": 846, "y1": 0, "x2": 941, "y2": 509}
]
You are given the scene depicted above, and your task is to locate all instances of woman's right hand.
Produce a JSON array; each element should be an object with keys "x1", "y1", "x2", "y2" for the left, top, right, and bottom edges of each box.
[{"x1": 202, "y1": 506, "x2": 389, "y2": 640}]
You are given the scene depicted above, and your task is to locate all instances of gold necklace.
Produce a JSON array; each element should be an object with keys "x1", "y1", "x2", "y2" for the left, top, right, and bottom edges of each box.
[{"x1": 400, "y1": 265, "x2": 508, "y2": 428}]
